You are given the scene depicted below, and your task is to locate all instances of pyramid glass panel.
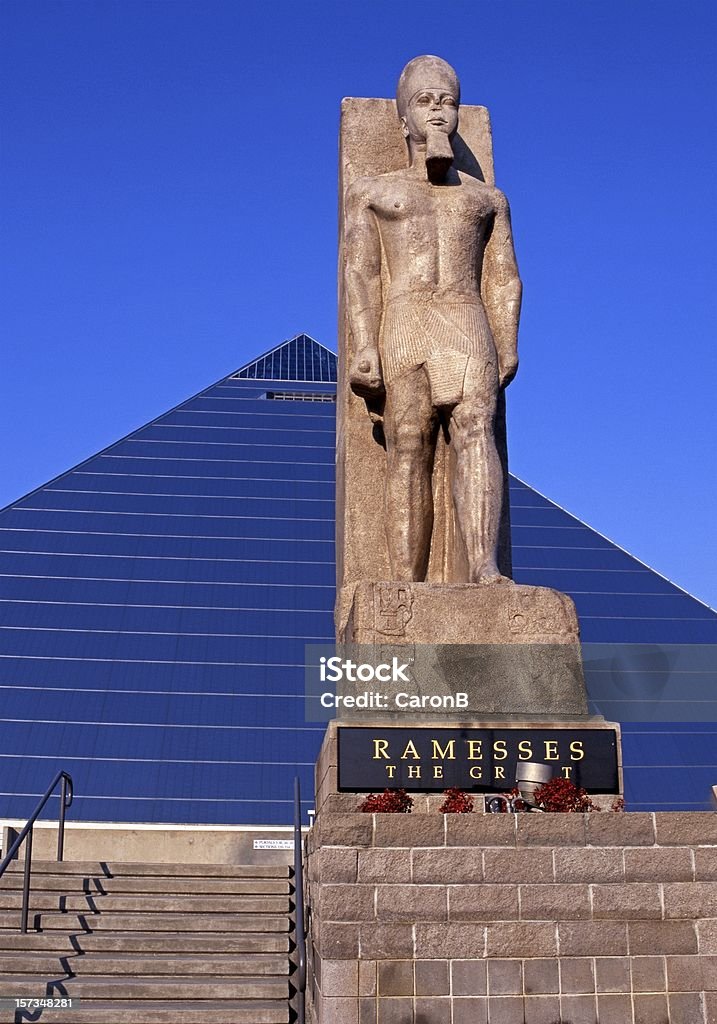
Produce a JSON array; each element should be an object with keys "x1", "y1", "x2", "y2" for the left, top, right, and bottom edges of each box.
[
  {"x1": 233, "y1": 334, "x2": 337, "y2": 383},
  {"x1": 0, "y1": 335, "x2": 714, "y2": 822}
]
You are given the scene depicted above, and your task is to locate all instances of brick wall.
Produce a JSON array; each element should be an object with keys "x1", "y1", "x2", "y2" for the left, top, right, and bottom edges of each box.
[{"x1": 305, "y1": 811, "x2": 717, "y2": 1024}]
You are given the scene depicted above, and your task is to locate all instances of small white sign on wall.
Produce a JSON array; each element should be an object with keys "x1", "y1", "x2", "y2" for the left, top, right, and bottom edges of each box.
[{"x1": 253, "y1": 838, "x2": 294, "y2": 850}]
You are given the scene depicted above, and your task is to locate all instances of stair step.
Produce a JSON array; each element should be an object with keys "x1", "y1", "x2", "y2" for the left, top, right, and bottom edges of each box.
[
  {"x1": 17, "y1": 1001, "x2": 290, "y2": 1023},
  {"x1": 0, "y1": 893, "x2": 291, "y2": 913},
  {"x1": 0, "y1": 875, "x2": 291, "y2": 895},
  {"x1": 0, "y1": 857, "x2": 297, "y2": 1022},
  {"x1": 0, "y1": 952, "x2": 290, "y2": 976},
  {"x1": 0, "y1": 930, "x2": 290, "y2": 953},
  {"x1": 1, "y1": 911, "x2": 291, "y2": 933},
  {"x1": 0, "y1": 976, "x2": 290, "y2": 999},
  {"x1": 2, "y1": 861, "x2": 291, "y2": 878}
]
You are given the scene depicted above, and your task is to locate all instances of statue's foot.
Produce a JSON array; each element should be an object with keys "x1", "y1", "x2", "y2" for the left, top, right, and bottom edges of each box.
[{"x1": 473, "y1": 567, "x2": 514, "y2": 586}]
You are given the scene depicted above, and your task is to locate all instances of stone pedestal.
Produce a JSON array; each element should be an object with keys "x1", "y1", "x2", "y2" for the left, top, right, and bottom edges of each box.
[{"x1": 336, "y1": 581, "x2": 589, "y2": 719}]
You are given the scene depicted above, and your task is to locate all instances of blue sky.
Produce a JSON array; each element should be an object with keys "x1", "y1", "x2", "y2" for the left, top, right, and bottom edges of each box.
[{"x1": 2, "y1": 0, "x2": 716, "y2": 608}]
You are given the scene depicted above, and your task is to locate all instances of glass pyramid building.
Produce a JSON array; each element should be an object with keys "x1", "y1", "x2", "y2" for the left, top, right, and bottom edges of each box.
[{"x1": 1, "y1": 334, "x2": 715, "y2": 824}]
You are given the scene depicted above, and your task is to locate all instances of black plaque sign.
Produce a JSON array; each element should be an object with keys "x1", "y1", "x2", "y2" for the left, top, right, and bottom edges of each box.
[{"x1": 338, "y1": 727, "x2": 620, "y2": 793}]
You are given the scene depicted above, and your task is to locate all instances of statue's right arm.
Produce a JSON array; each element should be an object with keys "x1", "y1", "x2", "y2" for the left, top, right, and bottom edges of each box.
[
  {"x1": 344, "y1": 180, "x2": 384, "y2": 396},
  {"x1": 482, "y1": 191, "x2": 522, "y2": 388}
]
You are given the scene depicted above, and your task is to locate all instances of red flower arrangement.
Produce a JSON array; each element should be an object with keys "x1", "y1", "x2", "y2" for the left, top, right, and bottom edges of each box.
[
  {"x1": 356, "y1": 780, "x2": 625, "y2": 814},
  {"x1": 533, "y1": 776, "x2": 598, "y2": 812},
  {"x1": 536, "y1": 778, "x2": 598, "y2": 811},
  {"x1": 358, "y1": 789, "x2": 413, "y2": 813},
  {"x1": 438, "y1": 788, "x2": 475, "y2": 813},
  {"x1": 533, "y1": 776, "x2": 627, "y2": 812}
]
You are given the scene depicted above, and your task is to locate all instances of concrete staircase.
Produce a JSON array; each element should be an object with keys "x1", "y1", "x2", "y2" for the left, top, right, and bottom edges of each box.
[{"x1": 0, "y1": 860, "x2": 295, "y2": 1023}]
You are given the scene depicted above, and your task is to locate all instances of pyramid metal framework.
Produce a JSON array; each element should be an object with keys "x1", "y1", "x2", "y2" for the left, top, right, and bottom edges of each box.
[{"x1": 0, "y1": 334, "x2": 714, "y2": 824}]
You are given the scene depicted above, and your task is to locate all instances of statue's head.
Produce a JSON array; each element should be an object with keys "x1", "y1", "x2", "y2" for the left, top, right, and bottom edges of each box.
[{"x1": 396, "y1": 55, "x2": 460, "y2": 144}]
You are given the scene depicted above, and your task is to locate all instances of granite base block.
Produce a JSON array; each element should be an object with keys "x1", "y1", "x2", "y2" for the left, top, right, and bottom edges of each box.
[{"x1": 337, "y1": 581, "x2": 589, "y2": 718}]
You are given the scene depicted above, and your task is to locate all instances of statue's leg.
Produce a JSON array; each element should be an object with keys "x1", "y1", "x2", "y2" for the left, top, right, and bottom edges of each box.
[
  {"x1": 449, "y1": 358, "x2": 506, "y2": 584},
  {"x1": 383, "y1": 367, "x2": 438, "y2": 581}
]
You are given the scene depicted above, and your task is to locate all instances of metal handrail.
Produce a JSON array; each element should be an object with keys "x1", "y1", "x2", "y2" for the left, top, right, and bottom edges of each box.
[
  {"x1": 0, "y1": 770, "x2": 73, "y2": 932},
  {"x1": 293, "y1": 776, "x2": 306, "y2": 1024}
]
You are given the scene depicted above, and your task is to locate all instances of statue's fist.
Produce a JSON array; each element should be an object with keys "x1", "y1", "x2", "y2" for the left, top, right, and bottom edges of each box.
[
  {"x1": 350, "y1": 347, "x2": 384, "y2": 398},
  {"x1": 499, "y1": 354, "x2": 519, "y2": 388}
]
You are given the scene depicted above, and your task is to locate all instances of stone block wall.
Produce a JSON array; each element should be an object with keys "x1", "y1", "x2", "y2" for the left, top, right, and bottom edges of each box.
[{"x1": 305, "y1": 811, "x2": 717, "y2": 1024}]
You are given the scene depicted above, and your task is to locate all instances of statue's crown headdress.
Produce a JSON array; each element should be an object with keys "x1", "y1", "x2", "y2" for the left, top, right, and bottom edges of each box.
[{"x1": 396, "y1": 55, "x2": 460, "y2": 119}]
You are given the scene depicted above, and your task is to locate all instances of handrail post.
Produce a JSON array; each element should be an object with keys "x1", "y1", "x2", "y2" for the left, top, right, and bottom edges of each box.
[
  {"x1": 58, "y1": 775, "x2": 68, "y2": 862},
  {"x1": 293, "y1": 776, "x2": 306, "y2": 1024},
  {"x1": 21, "y1": 827, "x2": 33, "y2": 934}
]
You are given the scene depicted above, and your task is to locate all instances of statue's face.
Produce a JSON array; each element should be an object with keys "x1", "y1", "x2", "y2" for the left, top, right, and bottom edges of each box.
[{"x1": 402, "y1": 88, "x2": 459, "y2": 143}]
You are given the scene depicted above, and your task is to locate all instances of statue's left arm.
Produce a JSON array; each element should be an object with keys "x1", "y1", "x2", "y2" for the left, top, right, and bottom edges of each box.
[{"x1": 482, "y1": 191, "x2": 522, "y2": 387}]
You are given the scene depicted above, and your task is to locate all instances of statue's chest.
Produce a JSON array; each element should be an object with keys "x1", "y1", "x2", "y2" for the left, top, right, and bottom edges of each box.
[{"x1": 376, "y1": 186, "x2": 492, "y2": 232}]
